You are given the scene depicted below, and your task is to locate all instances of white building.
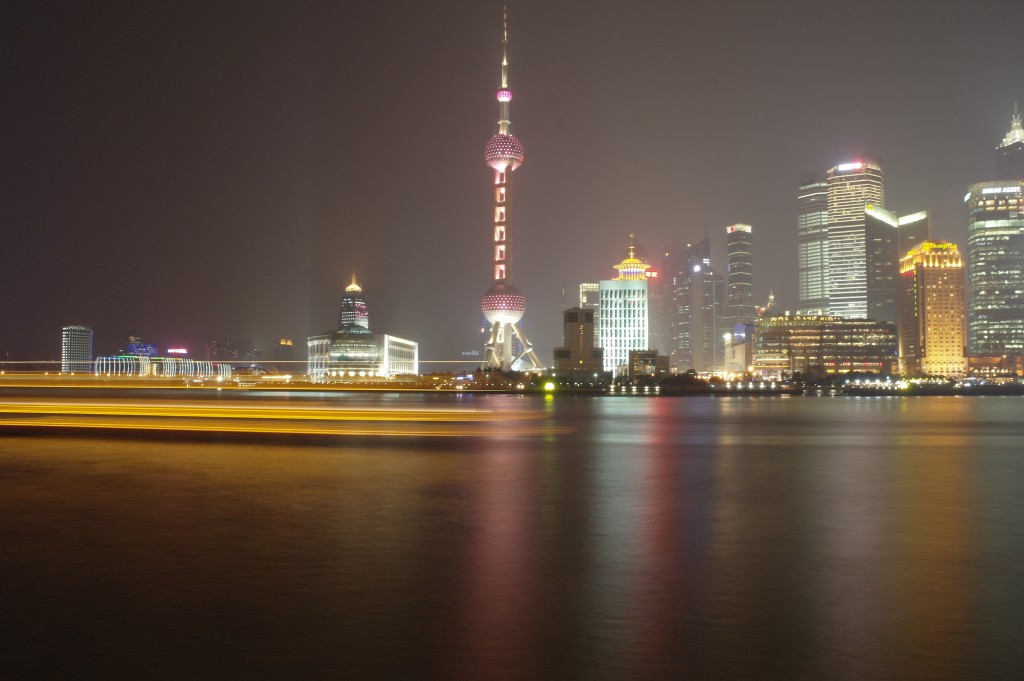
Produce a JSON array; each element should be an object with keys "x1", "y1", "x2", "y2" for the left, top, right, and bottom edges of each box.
[
  {"x1": 599, "y1": 238, "x2": 649, "y2": 376},
  {"x1": 61, "y1": 325, "x2": 93, "y2": 374}
]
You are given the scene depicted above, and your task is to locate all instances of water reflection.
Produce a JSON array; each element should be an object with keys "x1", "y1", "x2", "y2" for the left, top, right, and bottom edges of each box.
[{"x1": 2, "y1": 395, "x2": 1023, "y2": 679}]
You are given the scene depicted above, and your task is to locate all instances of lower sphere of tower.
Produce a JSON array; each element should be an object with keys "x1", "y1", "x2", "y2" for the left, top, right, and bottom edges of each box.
[{"x1": 481, "y1": 283, "x2": 526, "y2": 325}]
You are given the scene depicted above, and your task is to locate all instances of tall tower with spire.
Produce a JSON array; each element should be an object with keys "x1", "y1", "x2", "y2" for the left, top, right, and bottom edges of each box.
[
  {"x1": 997, "y1": 102, "x2": 1024, "y2": 180},
  {"x1": 480, "y1": 8, "x2": 541, "y2": 371}
]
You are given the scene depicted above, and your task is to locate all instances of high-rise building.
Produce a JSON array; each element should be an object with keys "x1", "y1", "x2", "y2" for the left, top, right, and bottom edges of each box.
[
  {"x1": 644, "y1": 260, "x2": 669, "y2": 357},
  {"x1": 899, "y1": 241, "x2": 966, "y2": 377},
  {"x1": 663, "y1": 238, "x2": 724, "y2": 372},
  {"x1": 479, "y1": 10, "x2": 540, "y2": 371},
  {"x1": 826, "y1": 158, "x2": 885, "y2": 319},
  {"x1": 861, "y1": 204, "x2": 933, "y2": 324},
  {"x1": 724, "y1": 224, "x2": 754, "y2": 328},
  {"x1": 797, "y1": 173, "x2": 829, "y2": 315},
  {"x1": 599, "y1": 238, "x2": 650, "y2": 376},
  {"x1": 61, "y1": 325, "x2": 93, "y2": 374},
  {"x1": 862, "y1": 204, "x2": 899, "y2": 323},
  {"x1": 579, "y1": 282, "x2": 600, "y2": 340},
  {"x1": 553, "y1": 307, "x2": 603, "y2": 374},
  {"x1": 996, "y1": 104, "x2": 1024, "y2": 180},
  {"x1": 897, "y1": 211, "x2": 931, "y2": 255},
  {"x1": 338, "y1": 274, "x2": 369, "y2": 329},
  {"x1": 965, "y1": 180, "x2": 1024, "y2": 355}
]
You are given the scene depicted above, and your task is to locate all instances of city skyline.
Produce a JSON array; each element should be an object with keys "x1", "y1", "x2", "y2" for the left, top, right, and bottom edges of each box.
[{"x1": 2, "y1": 1, "x2": 1021, "y2": 362}]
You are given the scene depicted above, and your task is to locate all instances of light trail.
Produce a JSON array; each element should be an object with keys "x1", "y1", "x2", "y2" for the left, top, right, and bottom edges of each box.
[{"x1": 0, "y1": 397, "x2": 572, "y2": 438}]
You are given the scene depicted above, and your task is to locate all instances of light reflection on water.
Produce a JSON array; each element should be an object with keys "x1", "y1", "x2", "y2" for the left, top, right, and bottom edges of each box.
[{"x1": 2, "y1": 394, "x2": 1023, "y2": 680}]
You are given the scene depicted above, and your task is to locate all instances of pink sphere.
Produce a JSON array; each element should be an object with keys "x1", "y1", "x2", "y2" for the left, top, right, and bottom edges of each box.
[{"x1": 481, "y1": 283, "x2": 526, "y2": 325}]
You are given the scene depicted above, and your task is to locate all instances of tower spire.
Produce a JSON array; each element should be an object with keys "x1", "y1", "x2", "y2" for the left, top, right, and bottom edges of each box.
[
  {"x1": 999, "y1": 101, "x2": 1024, "y2": 146},
  {"x1": 501, "y1": 6, "x2": 509, "y2": 89},
  {"x1": 496, "y1": 6, "x2": 512, "y2": 135}
]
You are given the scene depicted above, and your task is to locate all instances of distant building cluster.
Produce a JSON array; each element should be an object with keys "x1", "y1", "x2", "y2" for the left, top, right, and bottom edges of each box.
[{"x1": 551, "y1": 108, "x2": 1024, "y2": 382}]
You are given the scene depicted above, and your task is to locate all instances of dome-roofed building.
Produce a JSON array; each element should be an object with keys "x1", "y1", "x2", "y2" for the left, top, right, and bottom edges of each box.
[{"x1": 307, "y1": 275, "x2": 418, "y2": 381}]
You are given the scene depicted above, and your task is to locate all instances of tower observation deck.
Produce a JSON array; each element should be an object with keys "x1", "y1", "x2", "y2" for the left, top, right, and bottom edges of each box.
[{"x1": 480, "y1": 8, "x2": 541, "y2": 371}]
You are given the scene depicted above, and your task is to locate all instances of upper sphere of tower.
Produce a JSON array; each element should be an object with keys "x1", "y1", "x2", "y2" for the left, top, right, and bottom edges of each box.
[
  {"x1": 497, "y1": 89, "x2": 512, "y2": 102},
  {"x1": 484, "y1": 133, "x2": 524, "y2": 170}
]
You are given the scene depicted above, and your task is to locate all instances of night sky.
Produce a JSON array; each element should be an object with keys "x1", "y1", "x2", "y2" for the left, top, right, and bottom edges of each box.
[{"x1": 3, "y1": 1, "x2": 1021, "y2": 364}]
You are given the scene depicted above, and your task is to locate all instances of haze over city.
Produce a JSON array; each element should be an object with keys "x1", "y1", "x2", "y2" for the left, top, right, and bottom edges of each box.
[{"x1": 3, "y1": 0, "x2": 1021, "y2": 361}]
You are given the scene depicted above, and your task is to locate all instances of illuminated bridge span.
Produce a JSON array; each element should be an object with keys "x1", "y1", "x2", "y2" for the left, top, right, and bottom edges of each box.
[{"x1": 0, "y1": 398, "x2": 571, "y2": 438}]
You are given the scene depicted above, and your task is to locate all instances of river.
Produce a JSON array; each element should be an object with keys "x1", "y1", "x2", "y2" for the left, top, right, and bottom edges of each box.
[{"x1": 2, "y1": 393, "x2": 1022, "y2": 679}]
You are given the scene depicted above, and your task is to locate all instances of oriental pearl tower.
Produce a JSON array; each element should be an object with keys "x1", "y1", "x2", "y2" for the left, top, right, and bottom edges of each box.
[{"x1": 480, "y1": 8, "x2": 541, "y2": 371}]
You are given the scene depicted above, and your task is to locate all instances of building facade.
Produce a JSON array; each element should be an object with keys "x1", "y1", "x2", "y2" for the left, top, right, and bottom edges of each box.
[
  {"x1": 826, "y1": 158, "x2": 886, "y2": 319},
  {"x1": 754, "y1": 315, "x2": 897, "y2": 378},
  {"x1": 724, "y1": 223, "x2": 754, "y2": 329},
  {"x1": 663, "y1": 238, "x2": 724, "y2": 372},
  {"x1": 599, "y1": 239, "x2": 650, "y2": 376},
  {"x1": 61, "y1": 325, "x2": 93, "y2": 374},
  {"x1": 797, "y1": 173, "x2": 829, "y2": 315},
  {"x1": 338, "y1": 275, "x2": 369, "y2": 329},
  {"x1": 898, "y1": 241, "x2": 966, "y2": 377},
  {"x1": 965, "y1": 180, "x2": 1024, "y2": 355},
  {"x1": 553, "y1": 307, "x2": 603, "y2": 374}
]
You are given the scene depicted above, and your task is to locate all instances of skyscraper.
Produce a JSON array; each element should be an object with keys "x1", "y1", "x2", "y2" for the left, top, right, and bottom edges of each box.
[
  {"x1": 826, "y1": 158, "x2": 885, "y2": 319},
  {"x1": 338, "y1": 274, "x2": 368, "y2": 329},
  {"x1": 663, "y1": 238, "x2": 724, "y2": 372},
  {"x1": 553, "y1": 308, "x2": 603, "y2": 374},
  {"x1": 61, "y1": 325, "x2": 93, "y2": 374},
  {"x1": 965, "y1": 180, "x2": 1024, "y2": 355},
  {"x1": 599, "y1": 237, "x2": 649, "y2": 375},
  {"x1": 479, "y1": 9, "x2": 540, "y2": 371},
  {"x1": 797, "y1": 173, "x2": 829, "y2": 315},
  {"x1": 579, "y1": 282, "x2": 600, "y2": 340},
  {"x1": 724, "y1": 224, "x2": 754, "y2": 329},
  {"x1": 996, "y1": 104, "x2": 1024, "y2": 180},
  {"x1": 899, "y1": 241, "x2": 966, "y2": 377}
]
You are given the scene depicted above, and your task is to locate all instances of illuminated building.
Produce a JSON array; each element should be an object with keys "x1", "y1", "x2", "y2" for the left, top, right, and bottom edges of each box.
[
  {"x1": 307, "y1": 280, "x2": 418, "y2": 380},
  {"x1": 644, "y1": 261, "x2": 669, "y2": 359},
  {"x1": 899, "y1": 241, "x2": 966, "y2": 377},
  {"x1": 723, "y1": 323, "x2": 754, "y2": 375},
  {"x1": 753, "y1": 315, "x2": 897, "y2": 378},
  {"x1": 627, "y1": 350, "x2": 669, "y2": 382},
  {"x1": 338, "y1": 274, "x2": 369, "y2": 329},
  {"x1": 599, "y1": 237, "x2": 650, "y2": 376},
  {"x1": 965, "y1": 180, "x2": 1024, "y2": 355},
  {"x1": 663, "y1": 238, "x2": 724, "y2": 372},
  {"x1": 479, "y1": 10, "x2": 540, "y2": 371},
  {"x1": 860, "y1": 205, "x2": 931, "y2": 324},
  {"x1": 724, "y1": 224, "x2": 754, "y2": 329},
  {"x1": 553, "y1": 307, "x2": 603, "y2": 374},
  {"x1": 826, "y1": 158, "x2": 885, "y2": 319},
  {"x1": 93, "y1": 356, "x2": 229, "y2": 378},
  {"x1": 579, "y1": 282, "x2": 600, "y2": 340},
  {"x1": 378, "y1": 335, "x2": 418, "y2": 377},
  {"x1": 61, "y1": 325, "x2": 93, "y2": 374},
  {"x1": 997, "y1": 104, "x2": 1024, "y2": 180},
  {"x1": 797, "y1": 173, "x2": 829, "y2": 314}
]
